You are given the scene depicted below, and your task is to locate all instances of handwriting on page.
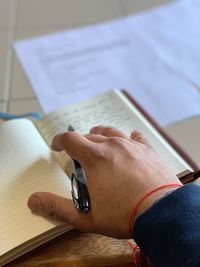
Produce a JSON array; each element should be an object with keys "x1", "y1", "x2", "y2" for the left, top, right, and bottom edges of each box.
[
  {"x1": 37, "y1": 91, "x2": 133, "y2": 146},
  {"x1": 36, "y1": 90, "x2": 188, "y2": 175}
]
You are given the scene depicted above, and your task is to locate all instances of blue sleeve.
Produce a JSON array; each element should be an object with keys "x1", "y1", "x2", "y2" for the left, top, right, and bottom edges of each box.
[{"x1": 133, "y1": 184, "x2": 200, "y2": 267}]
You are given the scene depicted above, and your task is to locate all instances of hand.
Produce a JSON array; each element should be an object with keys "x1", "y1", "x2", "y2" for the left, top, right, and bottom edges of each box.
[{"x1": 28, "y1": 126, "x2": 182, "y2": 238}]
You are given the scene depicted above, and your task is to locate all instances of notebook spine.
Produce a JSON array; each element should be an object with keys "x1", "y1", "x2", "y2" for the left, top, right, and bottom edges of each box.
[{"x1": 122, "y1": 90, "x2": 200, "y2": 174}]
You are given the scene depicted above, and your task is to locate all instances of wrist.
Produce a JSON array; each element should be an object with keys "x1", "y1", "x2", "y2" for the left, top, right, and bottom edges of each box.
[
  {"x1": 135, "y1": 186, "x2": 181, "y2": 220},
  {"x1": 129, "y1": 184, "x2": 183, "y2": 236}
]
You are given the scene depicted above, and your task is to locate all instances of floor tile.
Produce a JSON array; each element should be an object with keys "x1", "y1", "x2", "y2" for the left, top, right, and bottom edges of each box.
[
  {"x1": 0, "y1": 33, "x2": 9, "y2": 101},
  {"x1": 0, "y1": 0, "x2": 12, "y2": 30},
  {"x1": 9, "y1": 98, "x2": 43, "y2": 114},
  {"x1": 120, "y1": 0, "x2": 171, "y2": 15},
  {"x1": 16, "y1": 0, "x2": 122, "y2": 31},
  {"x1": 15, "y1": 28, "x2": 64, "y2": 40},
  {"x1": 10, "y1": 56, "x2": 35, "y2": 100},
  {"x1": 11, "y1": 28, "x2": 64, "y2": 100},
  {"x1": 0, "y1": 102, "x2": 7, "y2": 112}
]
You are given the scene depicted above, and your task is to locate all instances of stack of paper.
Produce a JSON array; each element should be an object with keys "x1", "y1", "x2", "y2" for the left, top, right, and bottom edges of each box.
[{"x1": 14, "y1": 0, "x2": 200, "y2": 126}]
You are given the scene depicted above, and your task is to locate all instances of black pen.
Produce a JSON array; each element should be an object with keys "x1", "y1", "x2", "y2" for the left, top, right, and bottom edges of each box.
[{"x1": 68, "y1": 125, "x2": 90, "y2": 213}]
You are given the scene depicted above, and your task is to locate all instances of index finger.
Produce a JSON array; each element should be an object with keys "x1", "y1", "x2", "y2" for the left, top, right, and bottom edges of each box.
[{"x1": 51, "y1": 131, "x2": 95, "y2": 164}]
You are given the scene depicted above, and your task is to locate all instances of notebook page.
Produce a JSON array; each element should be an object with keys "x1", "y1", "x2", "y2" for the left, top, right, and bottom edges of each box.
[
  {"x1": 0, "y1": 119, "x2": 71, "y2": 256},
  {"x1": 36, "y1": 90, "x2": 191, "y2": 175}
]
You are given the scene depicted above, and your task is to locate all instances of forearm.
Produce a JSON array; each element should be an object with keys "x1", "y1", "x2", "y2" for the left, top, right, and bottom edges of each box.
[{"x1": 133, "y1": 184, "x2": 200, "y2": 267}]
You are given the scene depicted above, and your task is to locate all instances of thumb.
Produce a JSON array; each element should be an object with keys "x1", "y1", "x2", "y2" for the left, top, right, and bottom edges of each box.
[{"x1": 27, "y1": 192, "x2": 79, "y2": 226}]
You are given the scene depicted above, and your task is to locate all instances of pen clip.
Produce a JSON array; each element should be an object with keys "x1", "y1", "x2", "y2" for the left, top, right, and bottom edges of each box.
[{"x1": 71, "y1": 173, "x2": 80, "y2": 210}]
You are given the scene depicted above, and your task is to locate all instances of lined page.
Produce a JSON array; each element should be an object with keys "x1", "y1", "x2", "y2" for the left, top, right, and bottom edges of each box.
[
  {"x1": 0, "y1": 119, "x2": 71, "y2": 256},
  {"x1": 36, "y1": 90, "x2": 191, "y2": 174}
]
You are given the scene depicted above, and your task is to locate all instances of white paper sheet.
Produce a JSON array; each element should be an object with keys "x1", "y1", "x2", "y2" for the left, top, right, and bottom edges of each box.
[
  {"x1": 127, "y1": 0, "x2": 200, "y2": 88},
  {"x1": 14, "y1": 0, "x2": 200, "y2": 126}
]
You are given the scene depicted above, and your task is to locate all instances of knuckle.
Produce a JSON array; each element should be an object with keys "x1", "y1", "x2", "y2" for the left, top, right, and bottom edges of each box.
[
  {"x1": 103, "y1": 126, "x2": 116, "y2": 135},
  {"x1": 42, "y1": 197, "x2": 70, "y2": 222},
  {"x1": 96, "y1": 126, "x2": 113, "y2": 135},
  {"x1": 85, "y1": 133, "x2": 93, "y2": 138},
  {"x1": 94, "y1": 146, "x2": 108, "y2": 160},
  {"x1": 109, "y1": 136, "x2": 127, "y2": 146},
  {"x1": 142, "y1": 141, "x2": 153, "y2": 151},
  {"x1": 148, "y1": 144, "x2": 157, "y2": 154},
  {"x1": 43, "y1": 198, "x2": 57, "y2": 218},
  {"x1": 103, "y1": 126, "x2": 113, "y2": 132},
  {"x1": 73, "y1": 219, "x2": 90, "y2": 232},
  {"x1": 86, "y1": 145, "x2": 107, "y2": 165},
  {"x1": 66, "y1": 212, "x2": 79, "y2": 226},
  {"x1": 140, "y1": 142, "x2": 157, "y2": 157},
  {"x1": 63, "y1": 212, "x2": 79, "y2": 225},
  {"x1": 62, "y1": 131, "x2": 75, "y2": 142}
]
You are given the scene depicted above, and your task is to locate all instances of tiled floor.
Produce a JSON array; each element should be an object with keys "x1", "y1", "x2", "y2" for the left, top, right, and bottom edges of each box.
[{"x1": 0, "y1": 0, "x2": 170, "y2": 115}]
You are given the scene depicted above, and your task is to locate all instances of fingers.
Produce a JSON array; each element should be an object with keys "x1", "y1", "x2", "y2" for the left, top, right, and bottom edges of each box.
[
  {"x1": 90, "y1": 126, "x2": 150, "y2": 147},
  {"x1": 90, "y1": 126, "x2": 127, "y2": 138},
  {"x1": 51, "y1": 127, "x2": 150, "y2": 166},
  {"x1": 51, "y1": 131, "x2": 95, "y2": 163},
  {"x1": 28, "y1": 192, "x2": 81, "y2": 227},
  {"x1": 130, "y1": 130, "x2": 150, "y2": 145},
  {"x1": 84, "y1": 134, "x2": 108, "y2": 143}
]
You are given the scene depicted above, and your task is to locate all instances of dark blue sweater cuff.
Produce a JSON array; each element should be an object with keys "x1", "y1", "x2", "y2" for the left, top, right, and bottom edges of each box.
[{"x1": 133, "y1": 184, "x2": 200, "y2": 267}]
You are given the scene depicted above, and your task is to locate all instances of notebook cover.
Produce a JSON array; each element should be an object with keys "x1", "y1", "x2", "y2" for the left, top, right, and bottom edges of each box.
[{"x1": 122, "y1": 90, "x2": 199, "y2": 174}]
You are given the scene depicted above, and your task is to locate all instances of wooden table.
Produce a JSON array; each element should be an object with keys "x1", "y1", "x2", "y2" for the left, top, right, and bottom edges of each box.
[{"x1": 7, "y1": 230, "x2": 135, "y2": 267}]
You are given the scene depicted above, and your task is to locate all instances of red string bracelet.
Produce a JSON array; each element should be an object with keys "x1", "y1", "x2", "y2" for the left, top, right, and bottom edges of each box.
[
  {"x1": 128, "y1": 241, "x2": 140, "y2": 266},
  {"x1": 128, "y1": 240, "x2": 150, "y2": 267},
  {"x1": 128, "y1": 183, "x2": 183, "y2": 236},
  {"x1": 127, "y1": 183, "x2": 183, "y2": 266}
]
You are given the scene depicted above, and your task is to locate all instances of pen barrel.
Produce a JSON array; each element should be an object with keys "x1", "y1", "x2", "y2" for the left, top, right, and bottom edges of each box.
[
  {"x1": 72, "y1": 159, "x2": 82, "y2": 174},
  {"x1": 72, "y1": 159, "x2": 90, "y2": 212},
  {"x1": 77, "y1": 179, "x2": 90, "y2": 212}
]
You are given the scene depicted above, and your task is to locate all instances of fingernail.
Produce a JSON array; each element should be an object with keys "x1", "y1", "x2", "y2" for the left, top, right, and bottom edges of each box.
[
  {"x1": 28, "y1": 194, "x2": 42, "y2": 212},
  {"x1": 91, "y1": 126, "x2": 98, "y2": 129},
  {"x1": 90, "y1": 126, "x2": 97, "y2": 132},
  {"x1": 90, "y1": 125, "x2": 102, "y2": 133}
]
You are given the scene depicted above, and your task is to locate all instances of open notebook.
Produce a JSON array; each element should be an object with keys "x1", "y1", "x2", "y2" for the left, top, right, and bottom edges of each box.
[{"x1": 0, "y1": 89, "x2": 196, "y2": 266}]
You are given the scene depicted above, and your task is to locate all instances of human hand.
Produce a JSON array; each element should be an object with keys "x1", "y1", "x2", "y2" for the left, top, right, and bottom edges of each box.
[{"x1": 28, "y1": 126, "x2": 182, "y2": 238}]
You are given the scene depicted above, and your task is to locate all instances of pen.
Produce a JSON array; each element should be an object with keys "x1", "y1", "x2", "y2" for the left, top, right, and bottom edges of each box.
[{"x1": 68, "y1": 125, "x2": 90, "y2": 213}]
